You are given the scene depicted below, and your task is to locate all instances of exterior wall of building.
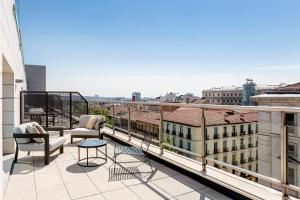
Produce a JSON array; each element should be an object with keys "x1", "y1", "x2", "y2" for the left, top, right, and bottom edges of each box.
[
  {"x1": 25, "y1": 64, "x2": 46, "y2": 91},
  {"x1": 163, "y1": 120, "x2": 258, "y2": 177},
  {"x1": 202, "y1": 88, "x2": 243, "y2": 105},
  {"x1": 205, "y1": 122, "x2": 258, "y2": 177},
  {"x1": 0, "y1": 0, "x2": 26, "y2": 156}
]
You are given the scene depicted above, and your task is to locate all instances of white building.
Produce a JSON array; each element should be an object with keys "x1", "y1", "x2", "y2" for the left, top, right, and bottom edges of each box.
[
  {"x1": 158, "y1": 92, "x2": 177, "y2": 103},
  {"x1": 1, "y1": 0, "x2": 27, "y2": 194},
  {"x1": 132, "y1": 92, "x2": 141, "y2": 101}
]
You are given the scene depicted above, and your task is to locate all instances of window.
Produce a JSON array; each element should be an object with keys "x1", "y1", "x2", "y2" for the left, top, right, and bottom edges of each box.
[
  {"x1": 223, "y1": 156, "x2": 227, "y2": 163},
  {"x1": 241, "y1": 152, "x2": 244, "y2": 161},
  {"x1": 166, "y1": 123, "x2": 169, "y2": 131},
  {"x1": 232, "y1": 154, "x2": 236, "y2": 161},
  {"x1": 249, "y1": 165, "x2": 252, "y2": 171},
  {"x1": 173, "y1": 138, "x2": 176, "y2": 146},
  {"x1": 248, "y1": 136, "x2": 252, "y2": 145},
  {"x1": 187, "y1": 128, "x2": 191, "y2": 139},
  {"x1": 187, "y1": 142, "x2": 191, "y2": 151},
  {"x1": 286, "y1": 113, "x2": 296, "y2": 126},
  {"x1": 173, "y1": 124, "x2": 176, "y2": 131},
  {"x1": 180, "y1": 126, "x2": 183, "y2": 133},
  {"x1": 288, "y1": 168, "x2": 295, "y2": 185},
  {"x1": 289, "y1": 144, "x2": 297, "y2": 157},
  {"x1": 240, "y1": 125, "x2": 244, "y2": 133},
  {"x1": 214, "y1": 127, "x2": 218, "y2": 135},
  {"x1": 223, "y1": 126, "x2": 227, "y2": 134},
  {"x1": 248, "y1": 124, "x2": 252, "y2": 133},
  {"x1": 232, "y1": 140, "x2": 236, "y2": 147},
  {"x1": 214, "y1": 141, "x2": 218, "y2": 153},
  {"x1": 179, "y1": 140, "x2": 183, "y2": 148},
  {"x1": 223, "y1": 140, "x2": 227, "y2": 149},
  {"x1": 241, "y1": 138, "x2": 244, "y2": 146},
  {"x1": 232, "y1": 126, "x2": 236, "y2": 133}
]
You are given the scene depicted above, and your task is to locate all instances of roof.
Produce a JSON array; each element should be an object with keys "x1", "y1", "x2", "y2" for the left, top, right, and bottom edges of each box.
[
  {"x1": 278, "y1": 82, "x2": 300, "y2": 91},
  {"x1": 252, "y1": 94, "x2": 300, "y2": 98},
  {"x1": 163, "y1": 107, "x2": 258, "y2": 127}
]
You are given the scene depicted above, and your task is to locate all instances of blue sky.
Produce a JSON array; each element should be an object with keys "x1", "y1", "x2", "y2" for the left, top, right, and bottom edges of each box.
[{"x1": 19, "y1": 0, "x2": 300, "y2": 97}]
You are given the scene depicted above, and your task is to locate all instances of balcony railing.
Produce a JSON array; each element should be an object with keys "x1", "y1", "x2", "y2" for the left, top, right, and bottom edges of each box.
[
  {"x1": 186, "y1": 134, "x2": 192, "y2": 140},
  {"x1": 232, "y1": 132, "x2": 237, "y2": 137},
  {"x1": 100, "y1": 100, "x2": 300, "y2": 199},
  {"x1": 179, "y1": 132, "x2": 183, "y2": 137},
  {"x1": 223, "y1": 132, "x2": 228, "y2": 138},
  {"x1": 172, "y1": 130, "x2": 176, "y2": 135},
  {"x1": 20, "y1": 91, "x2": 88, "y2": 129},
  {"x1": 240, "y1": 144, "x2": 246, "y2": 149},
  {"x1": 240, "y1": 159, "x2": 247, "y2": 164},
  {"x1": 223, "y1": 147, "x2": 229, "y2": 152},
  {"x1": 213, "y1": 149, "x2": 220, "y2": 154},
  {"x1": 240, "y1": 131, "x2": 246, "y2": 136},
  {"x1": 248, "y1": 157, "x2": 255, "y2": 162},
  {"x1": 248, "y1": 143, "x2": 254, "y2": 148},
  {"x1": 213, "y1": 134, "x2": 219, "y2": 139},
  {"x1": 166, "y1": 129, "x2": 170, "y2": 133},
  {"x1": 248, "y1": 129, "x2": 254, "y2": 134}
]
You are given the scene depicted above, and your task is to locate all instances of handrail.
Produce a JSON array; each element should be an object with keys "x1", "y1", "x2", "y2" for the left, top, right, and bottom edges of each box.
[{"x1": 98, "y1": 100, "x2": 300, "y2": 113}]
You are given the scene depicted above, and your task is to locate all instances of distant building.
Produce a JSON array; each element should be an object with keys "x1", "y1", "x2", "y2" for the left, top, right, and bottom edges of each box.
[
  {"x1": 202, "y1": 79, "x2": 282, "y2": 105},
  {"x1": 158, "y1": 92, "x2": 178, "y2": 103},
  {"x1": 132, "y1": 92, "x2": 141, "y2": 101},
  {"x1": 163, "y1": 107, "x2": 258, "y2": 179},
  {"x1": 25, "y1": 64, "x2": 46, "y2": 91},
  {"x1": 251, "y1": 82, "x2": 300, "y2": 197},
  {"x1": 242, "y1": 79, "x2": 256, "y2": 106}
]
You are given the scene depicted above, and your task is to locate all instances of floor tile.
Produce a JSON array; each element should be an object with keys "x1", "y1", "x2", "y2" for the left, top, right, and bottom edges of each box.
[
  {"x1": 36, "y1": 184, "x2": 70, "y2": 200},
  {"x1": 65, "y1": 178, "x2": 99, "y2": 199},
  {"x1": 102, "y1": 187, "x2": 140, "y2": 200}
]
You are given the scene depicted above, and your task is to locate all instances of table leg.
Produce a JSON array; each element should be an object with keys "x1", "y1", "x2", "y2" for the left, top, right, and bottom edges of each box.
[
  {"x1": 105, "y1": 145, "x2": 107, "y2": 162},
  {"x1": 87, "y1": 148, "x2": 89, "y2": 167}
]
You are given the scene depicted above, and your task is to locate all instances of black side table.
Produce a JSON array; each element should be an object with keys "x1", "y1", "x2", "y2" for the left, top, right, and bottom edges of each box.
[{"x1": 77, "y1": 139, "x2": 108, "y2": 167}]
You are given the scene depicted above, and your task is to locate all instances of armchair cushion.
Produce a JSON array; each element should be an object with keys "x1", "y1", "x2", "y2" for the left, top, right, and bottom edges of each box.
[
  {"x1": 27, "y1": 124, "x2": 45, "y2": 143},
  {"x1": 78, "y1": 115, "x2": 92, "y2": 128},
  {"x1": 18, "y1": 136, "x2": 66, "y2": 151},
  {"x1": 86, "y1": 116, "x2": 98, "y2": 129},
  {"x1": 13, "y1": 122, "x2": 35, "y2": 144},
  {"x1": 94, "y1": 116, "x2": 105, "y2": 130},
  {"x1": 70, "y1": 128, "x2": 101, "y2": 136}
]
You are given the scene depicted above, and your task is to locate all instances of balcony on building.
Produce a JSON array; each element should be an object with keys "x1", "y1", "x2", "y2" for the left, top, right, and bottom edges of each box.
[
  {"x1": 213, "y1": 134, "x2": 219, "y2": 139},
  {"x1": 172, "y1": 130, "x2": 176, "y2": 135},
  {"x1": 166, "y1": 129, "x2": 170, "y2": 133},
  {"x1": 179, "y1": 132, "x2": 183, "y2": 137},
  {"x1": 232, "y1": 131, "x2": 237, "y2": 137}
]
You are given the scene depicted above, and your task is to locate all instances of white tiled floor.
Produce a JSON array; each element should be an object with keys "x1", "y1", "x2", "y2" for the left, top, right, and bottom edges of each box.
[{"x1": 4, "y1": 134, "x2": 232, "y2": 200}]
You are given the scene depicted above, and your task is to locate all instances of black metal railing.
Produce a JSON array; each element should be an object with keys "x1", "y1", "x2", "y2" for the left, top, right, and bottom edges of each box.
[{"x1": 20, "y1": 91, "x2": 88, "y2": 129}]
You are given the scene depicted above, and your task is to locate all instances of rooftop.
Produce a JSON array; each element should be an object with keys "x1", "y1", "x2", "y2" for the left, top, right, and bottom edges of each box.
[{"x1": 4, "y1": 132, "x2": 231, "y2": 200}]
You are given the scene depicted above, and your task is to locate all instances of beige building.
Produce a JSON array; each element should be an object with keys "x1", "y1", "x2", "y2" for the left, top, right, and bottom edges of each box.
[
  {"x1": 252, "y1": 84, "x2": 300, "y2": 197},
  {"x1": 163, "y1": 107, "x2": 258, "y2": 178}
]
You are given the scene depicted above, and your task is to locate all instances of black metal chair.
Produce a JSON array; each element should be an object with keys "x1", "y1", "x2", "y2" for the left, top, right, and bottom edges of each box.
[{"x1": 113, "y1": 132, "x2": 153, "y2": 172}]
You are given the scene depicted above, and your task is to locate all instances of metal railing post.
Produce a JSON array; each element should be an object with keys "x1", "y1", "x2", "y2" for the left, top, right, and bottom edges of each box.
[
  {"x1": 45, "y1": 92, "x2": 49, "y2": 128},
  {"x1": 112, "y1": 104, "x2": 115, "y2": 134},
  {"x1": 201, "y1": 108, "x2": 206, "y2": 173},
  {"x1": 280, "y1": 112, "x2": 289, "y2": 199},
  {"x1": 159, "y1": 105, "x2": 164, "y2": 155},
  {"x1": 128, "y1": 105, "x2": 131, "y2": 141},
  {"x1": 69, "y1": 92, "x2": 72, "y2": 129}
]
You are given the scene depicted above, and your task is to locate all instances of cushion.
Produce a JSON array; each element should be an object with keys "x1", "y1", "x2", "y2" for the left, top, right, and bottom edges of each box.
[
  {"x1": 94, "y1": 116, "x2": 105, "y2": 130},
  {"x1": 86, "y1": 116, "x2": 98, "y2": 129},
  {"x1": 18, "y1": 136, "x2": 66, "y2": 151},
  {"x1": 27, "y1": 124, "x2": 44, "y2": 143},
  {"x1": 78, "y1": 115, "x2": 92, "y2": 128},
  {"x1": 13, "y1": 123, "x2": 34, "y2": 144},
  {"x1": 70, "y1": 128, "x2": 101, "y2": 136},
  {"x1": 32, "y1": 122, "x2": 46, "y2": 134}
]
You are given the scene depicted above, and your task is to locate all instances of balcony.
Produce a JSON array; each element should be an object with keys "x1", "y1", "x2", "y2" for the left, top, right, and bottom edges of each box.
[
  {"x1": 213, "y1": 149, "x2": 220, "y2": 154},
  {"x1": 232, "y1": 161, "x2": 238, "y2": 165},
  {"x1": 232, "y1": 146, "x2": 237, "y2": 151},
  {"x1": 186, "y1": 134, "x2": 192, "y2": 140},
  {"x1": 223, "y1": 147, "x2": 229, "y2": 152},
  {"x1": 8, "y1": 99, "x2": 299, "y2": 200},
  {"x1": 248, "y1": 157, "x2": 255, "y2": 162},
  {"x1": 240, "y1": 159, "x2": 247, "y2": 164},
  {"x1": 172, "y1": 130, "x2": 176, "y2": 135},
  {"x1": 232, "y1": 132, "x2": 237, "y2": 137},
  {"x1": 205, "y1": 134, "x2": 210, "y2": 140},
  {"x1": 223, "y1": 132, "x2": 228, "y2": 138},
  {"x1": 240, "y1": 144, "x2": 246, "y2": 149},
  {"x1": 240, "y1": 131, "x2": 246, "y2": 136},
  {"x1": 179, "y1": 132, "x2": 183, "y2": 137},
  {"x1": 248, "y1": 143, "x2": 254, "y2": 148},
  {"x1": 213, "y1": 134, "x2": 219, "y2": 139},
  {"x1": 166, "y1": 129, "x2": 170, "y2": 133},
  {"x1": 248, "y1": 129, "x2": 254, "y2": 135}
]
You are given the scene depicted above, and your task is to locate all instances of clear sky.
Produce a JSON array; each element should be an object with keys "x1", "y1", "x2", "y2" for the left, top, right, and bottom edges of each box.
[{"x1": 19, "y1": 0, "x2": 300, "y2": 97}]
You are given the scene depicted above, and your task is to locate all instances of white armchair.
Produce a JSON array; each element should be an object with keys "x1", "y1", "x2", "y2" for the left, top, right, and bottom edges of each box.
[{"x1": 70, "y1": 115, "x2": 105, "y2": 143}]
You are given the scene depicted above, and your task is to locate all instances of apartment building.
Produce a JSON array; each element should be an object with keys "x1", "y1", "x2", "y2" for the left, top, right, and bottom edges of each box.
[
  {"x1": 163, "y1": 107, "x2": 258, "y2": 178},
  {"x1": 252, "y1": 82, "x2": 300, "y2": 197},
  {"x1": 25, "y1": 64, "x2": 46, "y2": 91},
  {"x1": 202, "y1": 80, "x2": 282, "y2": 105}
]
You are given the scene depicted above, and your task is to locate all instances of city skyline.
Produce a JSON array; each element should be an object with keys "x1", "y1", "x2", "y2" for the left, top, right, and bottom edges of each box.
[{"x1": 19, "y1": 0, "x2": 300, "y2": 97}]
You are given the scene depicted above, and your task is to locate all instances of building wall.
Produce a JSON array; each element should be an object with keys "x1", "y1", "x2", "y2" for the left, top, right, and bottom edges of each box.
[
  {"x1": 163, "y1": 120, "x2": 258, "y2": 176},
  {"x1": 202, "y1": 89, "x2": 243, "y2": 105},
  {"x1": 0, "y1": 0, "x2": 27, "y2": 155},
  {"x1": 25, "y1": 64, "x2": 46, "y2": 91}
]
